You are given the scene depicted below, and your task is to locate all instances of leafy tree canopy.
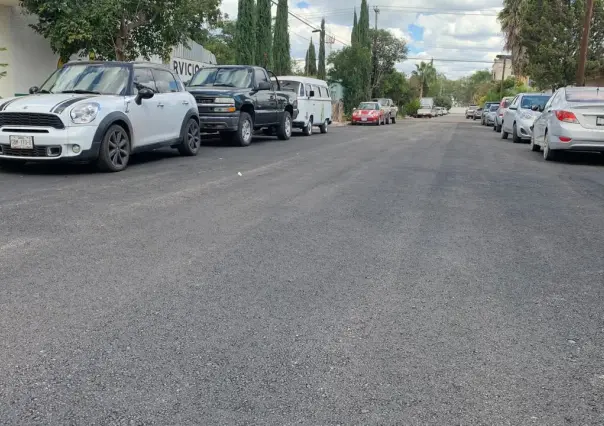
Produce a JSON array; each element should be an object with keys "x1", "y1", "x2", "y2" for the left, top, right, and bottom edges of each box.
[{"x1": 370, "y1": 29, "x2": 407, "y2": 96}]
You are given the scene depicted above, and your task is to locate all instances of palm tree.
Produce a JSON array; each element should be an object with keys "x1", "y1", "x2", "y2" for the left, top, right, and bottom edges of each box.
[
  {"x1": 412, "y1": 61, "x2": 436, "y2": 98},
  {"x1": 498, "y1": 0, "x2": 528, "y2": 77}
]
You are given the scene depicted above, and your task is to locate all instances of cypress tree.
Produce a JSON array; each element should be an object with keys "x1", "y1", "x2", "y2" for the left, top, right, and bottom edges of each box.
[
  {"x1": 351, "y1": 9, "x2": 358, "y2": 46},
  {"x1": 358, "y1": 0, "x2": 371, "y2": 48},
  {"x1": 235, "y1": 0, "x2": 256, "y2": 64},
  {"x1": 306, "y1": 38, "x2": 317, "y2": 76},
  {"x1": 272, "y1": 0, "x2": 291, "y2": 75},
  {"x1": 255, "y1": 0, "x2": 272, "y2": 69},
  {"x1": 317, "y1": 18, "x2": 326, "y2": 80}
]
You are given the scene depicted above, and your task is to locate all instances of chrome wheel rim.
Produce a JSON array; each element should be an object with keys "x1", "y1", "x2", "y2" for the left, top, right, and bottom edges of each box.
[
  {"x1": 108, "y1": 129, "x2": 129, "y2": 168},
  {"x1": 242, "y1": 119, "x2": 252, "y2": 142},
  {"x1": 188, "y1": 121, "x2": 200, "y2": 150},
  {"x1": 285, "y1": 117, "x2": 292, "y2": 137}
]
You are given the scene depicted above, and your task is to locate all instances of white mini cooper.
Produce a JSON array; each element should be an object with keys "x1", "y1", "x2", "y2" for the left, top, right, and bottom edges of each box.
[{"x1": 0, "y1": 61, "x2": 201, "y2": 172}]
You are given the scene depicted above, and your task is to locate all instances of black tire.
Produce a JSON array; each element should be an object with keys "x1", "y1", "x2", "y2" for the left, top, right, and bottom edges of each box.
[
  {"x1": 178, "y1": 117, "x2": 201, "y2": 156},
  {"x1": 501, "y1": 125, "x2": 508, "y2": 139},
  {"x1": 386, "y1": 114, "x2": 391, "y2": 125},
  {"x1": 276, "y1": 111, "x2": 292, "y2": 140},
  {"x1": 0, "y1": 159, "x2": 26, "y2": 170},
  {"x1": 512, "y1": 124, "x2": 522, "y2": 143},
  {"x1": 493, "y1": 123, "x2": 498, "y2": 132},
  {"x1": 233, "y1": 112, "x2": 253, "y2": 146},
  {"x1": 319, "y1": 119, "x2": 328, "y2": 134},
  {"x1": 302, "y1": 118, "x2": 313, "y2": 136},
  {"x1": 96, "y1": 124, "x2": 131, "y2": 172}
]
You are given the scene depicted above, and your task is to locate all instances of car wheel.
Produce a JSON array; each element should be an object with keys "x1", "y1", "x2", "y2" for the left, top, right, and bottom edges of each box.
[
  {"x1": 96, "y1": 124, "x2": 131, "y2": 172},
  {"x1": 512, "y1": 124, "x2": 522, "y2": 143},
  {"x1": 543, "y1": 133, "x2": 556, "y2": 161},
  {"x1": 233, "y1": 112, "x2": 253, "y2": 146},
  {"x1": 530, "y1": 134, "x2": 540, "y2": 152},
  {"x1": 302, "y1": 118, "x2": 313, "y2": 136},
  {"x1": 493, "y1": 123, "x2": 498, "y2": 132},
  {"x1": 178, "y1": 117, "x2": 201, "y2": 156},
  {"x1": 276, "y1": 111, "x2": 292, "y2": 140},
  {"x1": 319, "y1": 119, "x2": 328, "y2": 134}
]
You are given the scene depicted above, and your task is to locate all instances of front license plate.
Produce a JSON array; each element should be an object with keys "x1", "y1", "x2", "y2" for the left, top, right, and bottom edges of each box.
[
  {"x1": 361, "y1": 117, "x2": 367, "y2": 121},
  {"x1": 597, "y1": 117, "x2": 604, "y2": 126},
  {"x1": 10, "y1": 135, "x2": 34, "y2": 149}
]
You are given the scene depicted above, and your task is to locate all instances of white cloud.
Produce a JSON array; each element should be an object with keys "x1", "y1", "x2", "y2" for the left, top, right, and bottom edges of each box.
[{"x1": 218, "y1": 0, "x2": 507, "y2": 79}]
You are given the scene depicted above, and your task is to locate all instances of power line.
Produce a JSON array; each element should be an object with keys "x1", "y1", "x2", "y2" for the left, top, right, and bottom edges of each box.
[
  {"x1": 406, "y1": 57, "x2": 495, "y2": 63},
  {"x1": 301, "y1": 6, "x2": 500, "y2": 19}
]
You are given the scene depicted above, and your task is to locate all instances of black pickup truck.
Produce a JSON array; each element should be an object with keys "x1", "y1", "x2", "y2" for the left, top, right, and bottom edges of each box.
[{"x1": 186, "y1": 65, "x2": 298, "y2": 146}]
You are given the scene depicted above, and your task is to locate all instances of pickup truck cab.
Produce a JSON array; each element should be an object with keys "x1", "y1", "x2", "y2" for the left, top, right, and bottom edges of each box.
[
  {"x1": 187, "y1": 65, "x2": 298, "y2": 146},
  {"x1": 371, "y1": 98, "x2": 398, "y2": 124}
]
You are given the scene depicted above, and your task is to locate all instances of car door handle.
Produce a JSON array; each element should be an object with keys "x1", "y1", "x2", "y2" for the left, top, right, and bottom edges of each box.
[
  {"x1": 182, "y1": 100, "x2": 189, "y2": 105},
  {"x1": 157, "y1": 103, "x2": 165, "y2": 108}
]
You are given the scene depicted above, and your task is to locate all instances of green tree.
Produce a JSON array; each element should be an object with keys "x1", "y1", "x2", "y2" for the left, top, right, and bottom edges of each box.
[
  {"x1": 357, "y1": 0, "x2": 371, "y2": 48},
  {"x1": 378, "y1": 70, "x2": 412, "y2": 109},
  {"x1": 0, "y1": 47, "x2": 7, "y2": 80},
  {"x1": 328, "y1": 46, "x2": 371, "y2": 113},
  {"x1": 235, "y1": 0, "x2": 255, "y2": 64},
  {"x1": 272, "y1": 0, "x2": 291, "y2": 75},
  {"x1": 369, "y1": 29, "x2": 407, "y2": 97},
  {"x1": 411, "y1": 61, "x2": 436, "y2": 98},
  {"x1": 194, "y1": 14, "x2": 237, "y2": 64},
  {"x1": 21, "y1": 0, "x2": 220, "y2": 61},
  {"x1": 405, "y1": 98, "x2": 421, "y2": 116},
  {"x1": 433, "y1": 95, "x2": 452, "y2": 110},
  {"x1": 498, "y1": 0, "x2": 529, "y2": 77},
  {"x1": 255, "y1": 0, "x2": 272, "y2": 69},
  {"x1": 317, "y1": 18, "x2": 326, "y2": 80},
  {"x1": 351, "y1": 9, "x2": 358, "y2": 45},
  {"x1": 305, "y1": 38, "x2": 317, "y2": 76}
]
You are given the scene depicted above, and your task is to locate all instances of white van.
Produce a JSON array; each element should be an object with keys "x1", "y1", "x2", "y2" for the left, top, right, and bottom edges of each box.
[{"x1": 274, "y1": 76, "x2": 332, "y2": 135}]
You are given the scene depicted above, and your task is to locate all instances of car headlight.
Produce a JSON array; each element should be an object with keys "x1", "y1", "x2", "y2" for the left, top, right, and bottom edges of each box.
[
  {"x1": 214, "y1": 97, "x2": 235, "y2": 104},
  {"x1": 70, "y1": 102, "x2": 100, "y2": 124}
]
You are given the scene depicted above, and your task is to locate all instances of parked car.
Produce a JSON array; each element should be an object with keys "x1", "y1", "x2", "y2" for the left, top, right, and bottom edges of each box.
[
  {"x1": 473, "y1": 107, "x2": 483, "y2": 120},
  {"x1": 278, "y1": 76, "x2": 332, "y2": 135},
  {"x1": 501, "y1": 93, "x2": 551, "y2": 143},
  {"x1": 0, "y1": 61, "x2": 200, "y2": 172},
  {"x1": 371, "y1": 97, "x2": 398, "y2": 124},
  {"x1": 417, "y1": 97, "x2": 435, "y2": 118},
  {"x1": 494, "y1": 96, "x2": 514, "y2": 132},
  {"x1": 351, "y1": 101, "x2": 385, "y2": 125},
  {"x1": 187, "y1": 65, "x2": 298, "y2": 146},
  {"x1": 531, "y1": 86, "x2": 604, "y2": 160},
  {"x1": 466, "y1": 105, "x2": 478, "y2": 119},
  {"x1": 481, "y1": 102, "x2": 499, "y2": 125},
  {"x1": 485, "y1": 104, "x2": 499, "y2": 126}
]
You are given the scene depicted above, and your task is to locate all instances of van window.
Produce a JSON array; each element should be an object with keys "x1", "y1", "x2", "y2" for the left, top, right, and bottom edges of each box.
[
  {"x1": 311, "y1": 85, "x2": 319, "y2": 97},
  {"x1": 299, "y1": 84, "x2": 305, "y2": 96},
  {"x1": 305, "y1": 84, "x2": 312, "y2": 97},
  {"x1": 279, "y1": 80, "x2": 301, "y2": 94},
  {"x1": 326, "y1": 87, "x2": 330, "y2": 98},
  {"x1": 319, "y1": 86, "x2": 328, "y2": 98}
]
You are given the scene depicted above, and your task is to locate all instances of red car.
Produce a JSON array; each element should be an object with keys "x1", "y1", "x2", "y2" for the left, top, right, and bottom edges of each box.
[{"x1": 351, "y1": 101, "x2": 385, "y2": 125}]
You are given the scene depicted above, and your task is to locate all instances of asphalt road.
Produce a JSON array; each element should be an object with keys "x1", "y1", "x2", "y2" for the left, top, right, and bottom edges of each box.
[{"x1": 1, "y1": 115, "x2": 604, "y2": 425}]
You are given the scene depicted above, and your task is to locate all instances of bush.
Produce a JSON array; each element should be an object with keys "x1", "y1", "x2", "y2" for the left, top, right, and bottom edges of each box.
[{"x1": 404, "y1": 98, "x2": 421, "y2": 116}]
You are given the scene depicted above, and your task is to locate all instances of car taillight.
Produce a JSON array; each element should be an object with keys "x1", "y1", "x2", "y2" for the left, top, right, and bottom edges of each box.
[{"x1": 555, "y1": 110, "x2": 578, "y2": 123}]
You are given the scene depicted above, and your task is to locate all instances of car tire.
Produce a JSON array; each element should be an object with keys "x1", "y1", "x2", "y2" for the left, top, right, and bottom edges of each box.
[
  {"x1": 96, "y1": 124, "x2": 131, "y2": 172},
  {"x1": 233, "y1": 112, "x2": 253, "y2": 146},
  {"x1": 276, "y1": 111, "x2": 292, "y2": 140},
  {"x1": 0, "y1": 159, "x2": 26, "y2": 170},
  {"x1": 319, "y1": 119, "x2": 328, "y2": 134},
  {"x1": 178, "y1": 117, "x2": 201, "y2": 156},
  {"x1": 501, "y1": 127, "x2": 508, "y2": 139},
  {"x1": 530, "y1": 135, "x2": 540, "y2": 152},
  {"x1": 302, "y1": 118, "x2": 313, "y2": 136},
  {"x1": 386, "y1": 114, "x2": 391, "y2": 125},
  {"x1": 493, "y1": 123, "x2": 498, "y2": 132},
  {"x1": 512, "y1": 124, "x2": 522, "y2": 143}
]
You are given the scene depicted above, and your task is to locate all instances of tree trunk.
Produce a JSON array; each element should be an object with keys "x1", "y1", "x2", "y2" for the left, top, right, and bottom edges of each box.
[{"x1": 115, "y1": 19, "x2": 127, "y2": 61}]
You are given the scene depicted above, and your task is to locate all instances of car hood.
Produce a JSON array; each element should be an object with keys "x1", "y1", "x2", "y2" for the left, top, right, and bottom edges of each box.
[
  {"x1": 518, "y1": 109, "x2": 541, "y2": 119},
  {"x1": 0, "y1": 93, "x2": 103, "y2": 114},
  {"x1": 187, "y1": 87, "x2": 248, "y2": 98}
]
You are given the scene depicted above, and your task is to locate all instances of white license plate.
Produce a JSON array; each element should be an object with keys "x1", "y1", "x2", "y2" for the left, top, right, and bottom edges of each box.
[
  {"x1": 361, "y1": 117, "x2": 367, "y2": 121},
  {"x1": 9, "y1": 135, "x2": 34, "y2": 149},
  {"x1": 597, "y1": 117, "x2": 604, "y2": 126}
]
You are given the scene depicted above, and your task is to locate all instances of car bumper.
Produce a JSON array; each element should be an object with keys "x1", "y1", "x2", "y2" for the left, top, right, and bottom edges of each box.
[
  {"x1": 352, "y1": 116, "x2": 379, "y2": 123},
  {"x1": 0, "y1": 125, "x2": 99, "y2": 162},
  {"x1": 549, "y1": 127, "x2": 604, "y2": 151},
  {"x1": 199, "y1": 112, "x2": 241, "y2": 132}
]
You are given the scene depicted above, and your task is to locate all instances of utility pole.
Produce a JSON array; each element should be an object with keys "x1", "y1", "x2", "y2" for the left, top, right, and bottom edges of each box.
[
  {"x1": 500, "y1": 56, "x2": 507, "y2": 98},
  {"x1": 373, "y1": 6, "x2": 380, "y2": 29},
  {"x1": 577, "y1": 0, "x2": 595, "y2": 86}
]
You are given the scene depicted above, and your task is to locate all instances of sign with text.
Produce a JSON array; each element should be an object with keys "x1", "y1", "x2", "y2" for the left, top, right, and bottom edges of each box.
[{"x1": 172, "y1": 58, "x2": 206, "y2": 81}]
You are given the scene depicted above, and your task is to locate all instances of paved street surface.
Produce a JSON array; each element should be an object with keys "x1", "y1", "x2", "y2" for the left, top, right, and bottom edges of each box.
[{"x1": 1, "y1": 115, "x2": 604, "y2": 425}]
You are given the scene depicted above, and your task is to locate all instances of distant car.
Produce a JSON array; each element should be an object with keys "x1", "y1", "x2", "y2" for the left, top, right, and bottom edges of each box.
[
  {"x1": 531, "y1": 86, "x2": 604, "y2": 161},
  {"x1": 351, "y1": 101, "x2": 385, "y2": 125},
  {"x1": 473, "y1": 107, "x2": 483, "y2": 120},
  {"x1": 466, "y1": 105, "x2": 477, "y2": 119},
  {"x1": 485, "y1": 104, "x2": 499, "y2": 126},
  {"x1": 494, "y1": 96, "x2": 514, "y2": 132},
  {"x1": 481, "y1": 102, "x2": 499, "y2": 125},
  {"x1": 371, "y1": 97, "x2": 398, "y2": 124},
  {"x1": 501, "y1": 93, "x2": 551, "y2": 143}
]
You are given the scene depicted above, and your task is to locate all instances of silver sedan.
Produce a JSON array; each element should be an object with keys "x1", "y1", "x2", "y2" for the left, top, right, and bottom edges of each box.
[{"x1": 531, "y1": 86, "x2": 604, "y2": 161}]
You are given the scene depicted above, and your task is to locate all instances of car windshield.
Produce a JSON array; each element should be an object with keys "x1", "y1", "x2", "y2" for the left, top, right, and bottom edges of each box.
[
  {"x1": 279, "y1": 80, "x2": 301, "y2": 93},
  {"x1": 359, "y1": 102, "x2": 379, "y2": 110},
  {"x1": 489, "y1": 105, "x2": 499, "y2": 111},
  {"x1": 38, "y1": 63, "x2": 129, "y2": 95},
  {"x1": 188, "y1": 67, "x2": 253, "y2": 88},
  {"x1": 520, "y1": 95, "x2": 550, "y2": 109},
  {"x1": 566, "y1": 89, "x2": 604, "y2": 103},
  {"x1": 373, "y1": 98, "x2": 388, "y2": 105}
]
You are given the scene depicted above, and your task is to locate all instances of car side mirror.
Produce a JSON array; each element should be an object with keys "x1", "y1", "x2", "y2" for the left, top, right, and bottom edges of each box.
[
  {"x1": 29, "y1": 86, "x2": 39, "y2": 94},
  {"x1": 135, "y1": 87, "x2": 154, "y2": 105},
  {"x1": 538, "y1": 105, "x2": 544, "y2": 112},
  {"x1": 257, "y1": 81, "x2": 271, "y2": 91},
  {"x1": 509, "y1": 105, "x2": 517, "y2": 110},
  {"x1": 309, "y1": 90, "x2": 315, "y2": 97},
  {"x1": 531, "y1": 105, "x2": 539, "y2": 111}
]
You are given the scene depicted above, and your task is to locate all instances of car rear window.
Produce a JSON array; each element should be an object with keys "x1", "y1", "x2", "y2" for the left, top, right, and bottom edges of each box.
[
  {"x1": 566, "y1": 89, "x2": 604, "y2": 102},
  {"x1": 520, "y1": 95, "x2": 550, "y2": 109},
  {"x1": 489, "y1": 105, "x2": 499, "y2": 111}
]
